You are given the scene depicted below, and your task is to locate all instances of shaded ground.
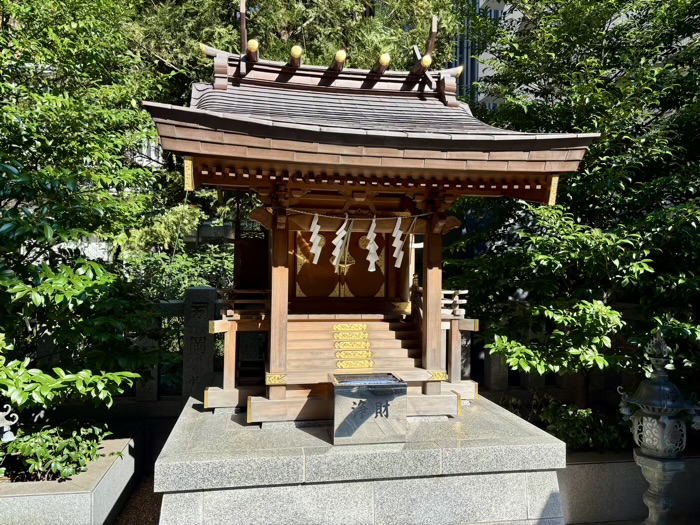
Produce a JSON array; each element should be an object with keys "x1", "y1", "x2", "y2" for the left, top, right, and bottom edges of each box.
[{"x1": 115, "y1": 474, "x2": 161, "y2": 525}]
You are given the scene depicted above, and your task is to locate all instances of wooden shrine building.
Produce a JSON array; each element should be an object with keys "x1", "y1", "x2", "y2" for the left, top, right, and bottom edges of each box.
[{"x1": 145, "y1": 25, "x2": 597, "y2": 423}]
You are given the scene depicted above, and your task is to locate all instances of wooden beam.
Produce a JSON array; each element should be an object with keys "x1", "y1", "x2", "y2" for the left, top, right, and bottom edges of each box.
[
  {"x1": 268, "y1": 214, "x2": 289, "y2": 399},
  {"x1": 425, "y1": 15, "x2": 438, "y2": 57},
  {"x1": 441, "y1": 379, "x2": 478, "y2": 401},
  {"x1": 441, "y1": 215, "x2": 461, "y2": 234},
  {"x1": 407, "y1": 392, "x2": 459, "y2": 417},
  {"x1": 289, "y1": 45, "x2": 303, "y2": 68},
  {"x1": 239, "y1": 0, "x2": 247, "y2": 53},
  {"x1": 204, "y1": 385, "x2": 265, "y2": 409},
  {"x1": 287, "y1": 214, "x2": 430, "y2": 234},
  {"x1": 247, "y1": 392, "x2": 460, "y2": 422},
  {"x1": 458, "y1": 319, "x2": 479, "y2": 332},
  {"x1": 249, "y1": 207, "x2": 273, "y2": 230},
  {"x1": 410, "y1": 46, "x2": 432, "y2": 76},
  {"x1": 246, "y1": 39, "x2": 259, "y2": 63},
  {"x1": 422, "y1": 215, "x2": 443, "y2": 395},
  {"x1": 330, "y1": 49, "x2": 347, "y2": 72},
  {"x1": 208, "y1": 319, "x2": 229, "y2": 334},
  {"x1": 371, "y1": 53, "x2": 391, "y2": 75},
  {"x1": 223, "y1": 322, "x2": 238, "y2": 390}
]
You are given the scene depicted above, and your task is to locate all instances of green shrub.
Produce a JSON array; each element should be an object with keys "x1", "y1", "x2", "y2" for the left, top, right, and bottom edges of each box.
[
  {"x1": 1, "y1": 423, "x2": 111, "y2": 481},
  {"x1": 497, "y1": 392, "x2": 632, "y2": 452},
  {"x1": 538, "y1": 400, "x2": 632, "y2": 452}
]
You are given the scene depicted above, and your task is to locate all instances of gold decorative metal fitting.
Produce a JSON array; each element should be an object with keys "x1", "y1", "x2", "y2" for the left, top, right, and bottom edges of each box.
[
  {"x1": 334, "y1": 341, "x2": 371, "y2": 350},
  {"x1": 184, "y1": 157, "x2": 194, "y2": 191},
  {"x1": 428, "y1": 371, "x2": 448, "y2": 381},
  {"x1": 333, "y1": 323, "x2": 367, "y2": 331},
  {"x1": 334, "y1": 332, "x2": 369, "y2": 340},
  {"x1": 336, "y1": 359, "x2": 375, "y2": 369},
  {"x1": 336, "y1": 350, "x2": 372, "y2": 359},
  {"x1": 265, "y1": 374, "x2": 286, "y2": 385}
]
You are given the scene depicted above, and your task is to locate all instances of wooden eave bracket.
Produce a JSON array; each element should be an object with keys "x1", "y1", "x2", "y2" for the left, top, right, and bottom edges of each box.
[{"x1": 249, "y1": 207, "x2": 273, "y2": 230}]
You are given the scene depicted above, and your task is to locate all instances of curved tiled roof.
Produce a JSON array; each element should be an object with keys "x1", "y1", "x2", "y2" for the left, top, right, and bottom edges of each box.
[{"x1": 190, "y1": 82, "x2": 509, "y2": 136}]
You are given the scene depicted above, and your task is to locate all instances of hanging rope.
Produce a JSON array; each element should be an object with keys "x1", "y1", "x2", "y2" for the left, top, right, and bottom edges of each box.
[{"x1": 284, "y1": 207, "x2": 434, "y2": 221}]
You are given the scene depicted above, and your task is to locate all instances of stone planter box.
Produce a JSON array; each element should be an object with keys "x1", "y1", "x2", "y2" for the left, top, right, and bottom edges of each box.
[
  {"x1": 559, "y1": 450, "x2": 700, "y2": 524},
  {"x1": 0, "y1": 438, "x2": 137, "y2": 525}
]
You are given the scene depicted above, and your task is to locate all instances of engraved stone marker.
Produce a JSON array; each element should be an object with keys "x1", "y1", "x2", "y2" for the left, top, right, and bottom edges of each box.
[{"x1": 331, "y1": 373, "x2": 407, "y2": 445}]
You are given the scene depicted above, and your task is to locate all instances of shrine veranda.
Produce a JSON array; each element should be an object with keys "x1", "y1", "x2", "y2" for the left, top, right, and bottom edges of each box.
[{"x1": 146, "y1": 17, "x2": 597, "y2": 524}]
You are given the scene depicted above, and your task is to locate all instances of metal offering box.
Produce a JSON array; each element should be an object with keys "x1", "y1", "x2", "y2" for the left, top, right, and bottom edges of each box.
[{"x1": 330, "y1": 373, "x2": 407, "y2": 445}]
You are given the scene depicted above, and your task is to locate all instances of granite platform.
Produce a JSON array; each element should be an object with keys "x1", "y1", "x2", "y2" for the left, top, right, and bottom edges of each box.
[{"x1": 156, "y1": 394, "x2": 566, "y2": 525}]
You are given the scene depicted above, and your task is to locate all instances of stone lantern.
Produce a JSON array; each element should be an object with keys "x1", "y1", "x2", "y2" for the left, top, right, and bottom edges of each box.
[{"x1": 619, "y1": 332, "x2": 700, "y2": 525}]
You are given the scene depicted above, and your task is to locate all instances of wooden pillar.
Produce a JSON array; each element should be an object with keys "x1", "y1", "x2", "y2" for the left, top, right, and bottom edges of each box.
[
  {"x1": 223, "y1": 322, "x2": 238, "y2": 390},
  {"x1": 268, "y1": 218, "x2": 289, "y2": 400},
  {"x1": 422, "y1": 225, "x2": 443, "y2": 395}
]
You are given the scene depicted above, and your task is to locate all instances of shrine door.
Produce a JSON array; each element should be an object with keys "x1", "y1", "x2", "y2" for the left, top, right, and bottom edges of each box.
[{"x1": 291, "y1": 231, "x2": 396, "y2": 312}]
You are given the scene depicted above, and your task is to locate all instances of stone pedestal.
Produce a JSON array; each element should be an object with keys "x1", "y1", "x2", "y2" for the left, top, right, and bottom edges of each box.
[
  {"x1": 156, "y1": 394, "x2": 568, "y2": 525},
  {"x1": 634, "y1": 449, "x2": 686, "y2": 525}
]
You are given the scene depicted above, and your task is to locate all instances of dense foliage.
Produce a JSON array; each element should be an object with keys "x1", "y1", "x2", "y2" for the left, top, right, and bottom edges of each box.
[
  {"x1": 498, "y1": 393, "x2": 632, "y2": 451},
  {"x1": 135, "y1": 0, "x2": 461, "y2": 104},
  {"x1": 449, "y1": 0, "x2": 700, "y2": 398},
  {"x1": 1, "y1": 0, "x2": 467, "y2": 479}
]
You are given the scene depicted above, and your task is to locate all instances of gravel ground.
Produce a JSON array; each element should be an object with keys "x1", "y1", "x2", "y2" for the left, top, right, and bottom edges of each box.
[{"x1": 114, "y1": 473, "x2": 162, "y2": 525}]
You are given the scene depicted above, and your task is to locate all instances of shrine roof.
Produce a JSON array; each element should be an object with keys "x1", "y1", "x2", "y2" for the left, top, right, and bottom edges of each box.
[
  {"x1": 143, "y1": 41, "x2": 600, "y2": 206},
  {"x1": 189, "y1": 82, "x2": 501, "y2": 136},
  {"x1": 144, "y1": 50, "x2": 598, "y2": 151}
]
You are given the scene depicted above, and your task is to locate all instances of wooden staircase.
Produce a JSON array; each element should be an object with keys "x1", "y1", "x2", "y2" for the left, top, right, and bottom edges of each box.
[
  {"x1": 243, "y1": 314, "x2": 461, "y2": 423},
  {"x1": 287, "y1": 318, "x2": 421, "y2": 372},
  {"x1": 272, "y1": 315, "x2": 438, "y2": 386}
]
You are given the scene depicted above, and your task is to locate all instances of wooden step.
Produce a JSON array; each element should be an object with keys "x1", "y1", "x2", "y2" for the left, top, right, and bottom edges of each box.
[
  {"x1": 287, "y1": 348, "x2": 420, "y2": 359},
  {"x1": 287, "y1": 338, "x2": 420, "y2": 350},
  {"x1": 287, "y1": 330, "x2": 420, "y2": 341},
  {"x1": 271, "y1": 367, "x2": 440, "y2": 385},
  {"x1": 286, "y1": 321, "x2": 417, "y2": 332},
  {"x1": 288, "y1": 314, "x2": 401, "y2": 321},
  {"x1": 287, "y1": 357, "x2": 420, "y2": 371}
]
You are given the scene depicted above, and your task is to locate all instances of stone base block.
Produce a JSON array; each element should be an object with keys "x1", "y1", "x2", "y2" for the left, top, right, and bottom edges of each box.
[
  {"x1": 156, "y1": 394, "x2": 566, "y2": 525},
  {"x1": 159, "y1": 472, "x2": 564, "y2": 525}
]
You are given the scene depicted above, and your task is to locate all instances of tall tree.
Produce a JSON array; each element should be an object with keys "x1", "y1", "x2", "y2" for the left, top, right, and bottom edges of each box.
[
  {"x1": 448, "y1": 0, "x2": 700, "y2": 398},
  {"x1": 0, "y1": 0, "x2": 154, "y2": 426},
  {"x1": 134, "y1": 0, "x2": 462, "y2": 104}
]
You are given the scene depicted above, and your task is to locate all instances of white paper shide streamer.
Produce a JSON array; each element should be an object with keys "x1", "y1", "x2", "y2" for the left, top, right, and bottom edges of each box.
[
  {"x1": 331, "y1": 215, "x2": 349, "y2": 268},
  {"x1": 365, "y1": 217, "x2": 379, "y2": 272},
  {"x1": 391, "y1": 218, "x2": 404, "y2": 268},
  {"x1": 309, "y1": 213, "x2": 322, "y2": 264}
]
